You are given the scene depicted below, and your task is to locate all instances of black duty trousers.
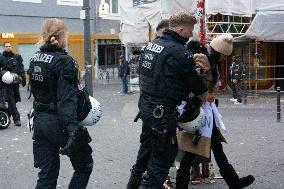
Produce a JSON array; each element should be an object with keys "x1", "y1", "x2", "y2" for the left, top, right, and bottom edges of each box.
[{"x1": 32, "y1": 111, "x2": 93, "y2": 189}]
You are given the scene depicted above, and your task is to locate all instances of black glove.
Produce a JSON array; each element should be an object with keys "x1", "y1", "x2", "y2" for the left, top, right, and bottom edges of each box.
[
  {"x1": 22, "y1": 79, "x2": 26, "y2": 87},
  {"x1": 59, "y1": 130, "x2": 77, "y2": 156}
]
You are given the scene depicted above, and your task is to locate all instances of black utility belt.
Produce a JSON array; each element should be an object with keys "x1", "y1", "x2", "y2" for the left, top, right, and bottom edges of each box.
[
  {"x1": 33, "y1": 101, "x2": 57, "y2": 112},
  {"x1": 151, "y1": 104, "x2": 176, "y2": 119}
]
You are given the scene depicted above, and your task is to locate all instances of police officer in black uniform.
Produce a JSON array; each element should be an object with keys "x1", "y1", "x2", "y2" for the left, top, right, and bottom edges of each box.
[
  {"x1": 0, "y1": 42, "x2": 26, "y2": 126},
  {"x1": 126, "y1": 12, "x2": 208, "y2": 189},
  {"x1": 30, "y1": 18, "x2": 93, "y2": 189}
]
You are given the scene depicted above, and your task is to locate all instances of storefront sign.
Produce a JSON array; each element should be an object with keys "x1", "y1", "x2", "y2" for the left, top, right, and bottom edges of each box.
[{"x1": 1, "y1": 33, "x2": 15, "y2": 39}]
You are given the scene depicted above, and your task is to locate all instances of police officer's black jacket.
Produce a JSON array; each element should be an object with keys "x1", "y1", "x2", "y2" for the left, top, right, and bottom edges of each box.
[
  {"x1": 29, "y1": 44, "x2": 79, "y2": 131},
  {"x1": 139, "y1": 29, "x2": 207, "y2": 106},
  {"x1": 0, "y1": 51, "x2": 26, "y2": 80}
]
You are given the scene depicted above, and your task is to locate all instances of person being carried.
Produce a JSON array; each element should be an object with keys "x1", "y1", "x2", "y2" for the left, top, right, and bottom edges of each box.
[{"x1": 176, "y1": 34, "x2": 255, "y2": 189}]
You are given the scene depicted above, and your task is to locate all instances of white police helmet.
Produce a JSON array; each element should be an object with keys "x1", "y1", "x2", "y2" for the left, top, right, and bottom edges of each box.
[
  {"x1": 79, "y1": 96, "x2": 102, "y2": 126},
  {"x1": 178, "y1": 107, "x2": 206, "y2": 133},
  {"x1": 2, "y1": 71, "x2": 14, "y2": 84}
]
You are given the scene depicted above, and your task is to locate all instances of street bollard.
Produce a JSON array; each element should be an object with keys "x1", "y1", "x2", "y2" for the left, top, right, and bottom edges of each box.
[{"x1": 277, "y1": 87, "x2": 281, "y2": 122}]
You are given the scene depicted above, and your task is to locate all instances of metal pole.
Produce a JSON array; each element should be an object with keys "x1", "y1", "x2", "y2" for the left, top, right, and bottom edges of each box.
[
  {"x1": 277, "y1": 86, "x2": 281, "y2": 122},
  {"x1": 254, "y1": 40, "x2": 259, "y2": 95},
  {"x1": 248, "y1": 42, "x2": 251, "y2": 93},
  {"x1": 93, "y1": 0, "x2": 99, "y2": 81},
  {"x1": 83, "y1": 0, "x2": 93, "y2": 96},
  {"x1": 243, "y1": 72, "x2": 248, "y2": 105}
]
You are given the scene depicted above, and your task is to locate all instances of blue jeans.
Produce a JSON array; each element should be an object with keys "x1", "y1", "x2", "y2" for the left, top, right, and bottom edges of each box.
[{"x1": 120, "y1": 75, "x2": 128, "y2": 94}]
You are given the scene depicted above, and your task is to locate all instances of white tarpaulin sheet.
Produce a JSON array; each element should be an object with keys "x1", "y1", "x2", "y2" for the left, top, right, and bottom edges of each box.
[
  {"x1": 119, "y1": 6, "x2": 149, "y2": 46},
  {"x1": 119, "y1": 0, "x2": 197, "y2": 45},
  {"x1": 255, "y1": 0, "x2": 284, "y2": 11},
  {"x1": 137, "y1": 0, "x2": 162, "y2": 31},
  {"x1": 205, "y1": 0, "x2": 254, "y2": 16},
  {"x1": 245, "y1": 11, "x2": 284, "y2": 41},
  {"x1": 138, "y1": 0, "x2": 196, "y2": 31}
]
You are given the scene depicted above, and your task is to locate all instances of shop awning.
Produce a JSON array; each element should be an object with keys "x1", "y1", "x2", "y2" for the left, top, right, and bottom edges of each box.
[{"x1": 245, "y1": 11, "x2": 284, "y2": 41}]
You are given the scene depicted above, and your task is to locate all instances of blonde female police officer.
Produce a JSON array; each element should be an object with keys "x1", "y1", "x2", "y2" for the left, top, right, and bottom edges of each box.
[{"x1": 29, "y1": 18, "x2": 93, "y2": 189}]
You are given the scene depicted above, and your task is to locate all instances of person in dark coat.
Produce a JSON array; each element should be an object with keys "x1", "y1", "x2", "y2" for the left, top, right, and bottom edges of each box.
[
  {"x1": 0, "y1": 42, "x2": 26, "y2": 126},
  {"x1": 230, "y1": 55, "x2": 244, "y2": 104},
  {"x1": 118, "y1": 55, "x2": 130, "y2": 95}
]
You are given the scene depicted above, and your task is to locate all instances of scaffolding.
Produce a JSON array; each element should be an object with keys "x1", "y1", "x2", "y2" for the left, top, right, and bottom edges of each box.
[{"x1": 205, "y1": 14, "x2": 252, "y2": 41}]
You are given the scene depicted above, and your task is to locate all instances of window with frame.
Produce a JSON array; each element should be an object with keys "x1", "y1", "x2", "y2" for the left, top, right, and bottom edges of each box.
[{"x1": 105, "y1": 0, "x2": 118, "y2": 14}]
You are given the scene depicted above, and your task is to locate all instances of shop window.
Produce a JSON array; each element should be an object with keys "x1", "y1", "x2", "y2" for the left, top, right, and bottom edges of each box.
[
  {"x1": 98, "y1": 45, "x2": 120, "y2": 66},
  {"x1": 18, "y1": 44, "x2": 38, "y2": 71}
]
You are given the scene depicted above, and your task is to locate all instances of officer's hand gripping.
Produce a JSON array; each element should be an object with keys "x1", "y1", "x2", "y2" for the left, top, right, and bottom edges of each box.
[{"x1": 59, "y1": 130, "x2": 77, "y2": 156}]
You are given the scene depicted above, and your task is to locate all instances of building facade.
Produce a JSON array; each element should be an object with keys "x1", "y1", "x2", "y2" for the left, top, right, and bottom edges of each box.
[{"x1": 0, "y1": 0, "x2": 122, "y2": 80}]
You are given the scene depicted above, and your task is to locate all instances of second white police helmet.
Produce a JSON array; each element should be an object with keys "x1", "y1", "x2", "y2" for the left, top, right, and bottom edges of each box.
[{"x1": 178, "y1": 107, "x2": 206, "y2": 133}]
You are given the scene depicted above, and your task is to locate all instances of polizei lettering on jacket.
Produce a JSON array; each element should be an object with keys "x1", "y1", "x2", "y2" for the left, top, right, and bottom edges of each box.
[
  {"x1": 146, "y1": 42, "x2": 164, "y2": 53},
  {"x1": 31, "y1": 53, "x2": 54, "y2": 63}
]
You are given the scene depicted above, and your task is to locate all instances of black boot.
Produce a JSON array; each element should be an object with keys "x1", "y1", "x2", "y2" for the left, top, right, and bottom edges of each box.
[
  {"x1": 126, "y1": 166, "x2": 143, "y2": 189},
  {"x1": 137, "y1": 185, "x2": 147, "y2": 189},
  {"x1": 175, "y1": 152, "x2": 195, "y2": 189},
  {"x1": 220, "y1": 164, "x2": 254, "y2": 189},
  {"x1": 175, "y1": 168, "x2": 190, "y2": 189},
  {"x1": 238, "y1": 175, "x2": 255, "y2": 188}
]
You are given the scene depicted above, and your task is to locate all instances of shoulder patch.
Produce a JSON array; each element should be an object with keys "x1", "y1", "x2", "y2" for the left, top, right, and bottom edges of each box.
[
  {"x1": 146, "y1": 42, "x2": 165, "y2": 53},
  {"x1": 72, "y1": 60, "x2": 79, "y2": 69},
  {"x1": 184, "y1": 50, "x2": 193, "y2": 60}
]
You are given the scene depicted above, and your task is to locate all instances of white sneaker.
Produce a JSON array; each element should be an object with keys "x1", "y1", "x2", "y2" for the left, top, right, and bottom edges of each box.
[
  {"x1": 234, "y1": 101, "x2": 242, "y2": 105},
  {"x1": 230, "y1": 98, "x2": 238, "y2": 102}
]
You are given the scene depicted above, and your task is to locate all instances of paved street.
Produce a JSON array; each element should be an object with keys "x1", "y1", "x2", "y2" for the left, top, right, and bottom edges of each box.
[{"x1": 0, "y1": 83, "x2": 284, "y2": 189}]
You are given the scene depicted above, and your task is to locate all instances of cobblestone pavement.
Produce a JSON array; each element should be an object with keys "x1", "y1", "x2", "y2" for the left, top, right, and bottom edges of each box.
[{"x1": 0, "y1": 83, "x2": 283, "y2": 189}]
